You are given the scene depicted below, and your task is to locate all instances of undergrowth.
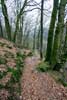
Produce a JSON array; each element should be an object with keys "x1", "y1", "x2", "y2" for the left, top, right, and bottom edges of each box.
[
  {"x1": 36, "y1": 61, "x2": 67, "y2": 87},
  {"x1": 36, "y1": 62, "x2": 50, "y2": 72}
]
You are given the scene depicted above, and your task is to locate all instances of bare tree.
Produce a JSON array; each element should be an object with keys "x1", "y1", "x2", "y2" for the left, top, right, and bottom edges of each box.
[{"x1": 40, "y1": 0, "x2": 44, "y2": 59}]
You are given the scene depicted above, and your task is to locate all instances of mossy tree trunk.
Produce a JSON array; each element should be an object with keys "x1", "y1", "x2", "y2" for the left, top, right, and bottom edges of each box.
[
  {"x1": 64, "y1": 22, "x2": 67, "y2": 48},
  {"x1": 46, "y1": 0, "x2": 58, "y2": 63},
  {"x1": 1, "y1": 0, "x2": 11, "y2": 41},
  {"x1": 62, "y1": 22, "x2": 67, "y2": 63},
  {"x1": 51, "y1": 0, "x2": 67, "y2": 68}
]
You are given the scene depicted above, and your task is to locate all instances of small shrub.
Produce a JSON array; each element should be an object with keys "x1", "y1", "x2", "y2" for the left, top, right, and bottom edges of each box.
[
  {"x1": 16, "y1": 59, "x2": 24, "y2": 68},
  {"x1": 36, "y1": 62, "x2": 50, "y2": 72},
  {"x1": 0, "y1": 71, "x2": 7, "y2": 79},
  {"x1": 0, "y1": 57, "x2": 7, "y2": 64},
  {"x1": 27, "y1": 52, "x2": 33, "y2": 56},
  {"x1": 0, "y1": 84, "x2": 5, "y2": 89},
  {"x1": 53, "y1": 63, "x2": 62, "y2": 71},
  {"x1": 58, "y1": 78, "x2": 67, "y2": 87},
  {"x1": 7, "y1": 67, "x2": 21, "y2": 83},
  {"x1": 16, "y1": 52, "x2": 26, "y2": 60}
]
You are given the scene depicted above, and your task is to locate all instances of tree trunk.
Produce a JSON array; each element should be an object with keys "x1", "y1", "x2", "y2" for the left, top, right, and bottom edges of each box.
[
  {"x1": 13, "y1": 0, "x2": 27, "y2": 43},
  {"x1": 0, "y1": 19, "x2": 3, "y2": 37},
  {"x1": 51, "y1": 0, "x2": 66, "y2": 68},
  {"x1": 1, "y1": 0, "x2": 11, "y2": 41},
  {"x1": 33, "y1": 28, "x2": 36, "y2": 51},
  {"x1": 37, "y1": 26, "x2": 40, "y2": 51},
  {"x1": 46, "y1": 0, "x2": 58, "y2": 63},
  {"x1": 40, "y1": 0, "x2": 44, "y2": 59}
]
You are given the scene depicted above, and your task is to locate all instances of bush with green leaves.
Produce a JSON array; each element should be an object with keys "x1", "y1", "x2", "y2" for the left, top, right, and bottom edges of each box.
[
  {"x1": 7, "y1": 67, "x2": 21, "y2": 83},
  {"x1": 0, "y1": 84, "x2": 5, "y2": 89},
  {"x1": 58, "y1": 78, "x2": 67, "y2": 87},
  {"x1": 16, "y1": 51, "x2": 26, "y2": 60},
  {"x1": 5, "y1": 51, "x2": 26, "y2": 98},
  {"x1": 0, "y1": 71, "x2": 7, "y2": 79},
  {"x1": 36, "y1": 62, "x2": 50, "y2": 72}
]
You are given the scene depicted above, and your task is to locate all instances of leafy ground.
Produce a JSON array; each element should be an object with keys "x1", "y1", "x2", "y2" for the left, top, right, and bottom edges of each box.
[
  {"x1": 0, "y1": 38, "x2": 25, "y2": 99},
  {"x1": 0, "y1": 38, "x2": 67, "y2": 100},
  {"x1": 21, "y1": 56, "x2": 67, "y2": 100}
]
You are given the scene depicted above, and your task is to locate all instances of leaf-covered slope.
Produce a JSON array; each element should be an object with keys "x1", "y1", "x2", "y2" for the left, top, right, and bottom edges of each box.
[{"x1": 0, "y1": 38, "x2": 25, "y2": 99}]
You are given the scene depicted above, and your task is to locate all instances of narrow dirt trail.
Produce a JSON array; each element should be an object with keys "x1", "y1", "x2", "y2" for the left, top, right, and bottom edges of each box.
[{"x1": 21, "y1": 56, "x2": 67, "y2": 100}]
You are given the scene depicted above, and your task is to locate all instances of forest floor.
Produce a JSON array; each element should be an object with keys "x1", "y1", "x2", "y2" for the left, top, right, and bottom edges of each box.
[
  {"x1": 21, "y1": 56, "x2": 67, "y2": 100},
  {"x1": 0, "y1": 38, "x2": 67, "y2": 100}
]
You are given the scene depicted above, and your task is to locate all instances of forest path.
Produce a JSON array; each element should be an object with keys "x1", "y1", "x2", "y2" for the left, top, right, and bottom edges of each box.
[{"x1": 21, "y1": 56, "x2": 67, "y2": 100}]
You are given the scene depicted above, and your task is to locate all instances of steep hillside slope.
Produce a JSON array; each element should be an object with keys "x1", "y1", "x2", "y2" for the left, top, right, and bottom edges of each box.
[{"x1": 0, "y1": 38, "x2": 25, "y2": 100}]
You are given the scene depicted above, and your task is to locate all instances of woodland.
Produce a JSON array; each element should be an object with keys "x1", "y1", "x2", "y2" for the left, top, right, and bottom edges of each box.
[{"x1": 0, "y1": 0, "x2": 67, "y2": 100}]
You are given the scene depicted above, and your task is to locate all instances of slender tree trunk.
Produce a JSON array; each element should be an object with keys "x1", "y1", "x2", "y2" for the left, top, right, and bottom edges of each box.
[
  {"x1": 64, "y1": 22, "x2": 67, "y2": 47},
  {"x1": 1, "y1": 0, "x2": 11, "y2": 41},
  {"x1": 46, "y1": 0, "x2": 58, "y2": 63},
  {"x1": 51, "y1": 0, "x2": 66, "y2": 67},
  {"x1": 62, "y1": 22, "x2": 67, "y2": 61},
  {"x1": 37, "y1": 26, "x2": 40, "y2": 51},
  {"x1": 33, "y1": 29, "x2": 36, "y2": 51},
  {"x1": 40, "y1": 0, "x2": 44, "y2": 59},
  {"x1": 13, "y1": 0, "x2": 27, "y2": 43},
  {"x1": 25, "y1": 30, "x2": 30, "y2": 49},
  {"x1": 0, "y1": 19, "x2": 3, "y2": 37},
  {"x1": 20, "y1": 16, "x2": 24, "y2": 45},
  {"x1": 17, "y1": 17, "x2": 23, "y2": 47}
]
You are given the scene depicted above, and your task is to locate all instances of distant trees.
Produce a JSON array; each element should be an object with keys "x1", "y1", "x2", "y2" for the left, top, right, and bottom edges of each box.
[
  {"x1": 13, "y1": 0, "x2": 28, "y2": 42},
  {"x1": 1, "y1": 0, "x2": 28, "y2": 42}
]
